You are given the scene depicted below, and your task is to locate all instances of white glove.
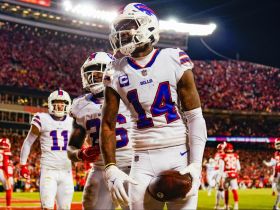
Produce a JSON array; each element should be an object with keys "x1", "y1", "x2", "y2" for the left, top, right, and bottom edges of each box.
[
  {"x1": 179, "y1": 163, "x2": 201, "y2": 198},
  {"x1": 105, "y1": 165, "x2": 137, "y2": 206}
]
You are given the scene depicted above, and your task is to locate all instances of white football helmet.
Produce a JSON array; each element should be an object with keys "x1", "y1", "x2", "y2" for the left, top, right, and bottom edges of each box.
[
  {"x1": 81, "y1": 52, "x2": 114, "y2": 95},
  {"x1": 109, "y1": 3, "x2": 160, "y2": 56},
  {"x1": 0, "y1": 138, "x2": 11, "y2": 150},
  {"x1": 48, "y1": 89, "x2": 71, "y2": 117}
]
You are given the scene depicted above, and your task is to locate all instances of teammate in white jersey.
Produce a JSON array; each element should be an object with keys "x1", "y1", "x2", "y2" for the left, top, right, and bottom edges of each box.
[
  {"x1": 205, "y1": 158, "x2": 219, "y2": 196},
  {"x1": 67, "y1": 52, "x2": 132, "y2": 210},
  {"x1": 100, "y1": 3, "x2": 207, "y2": 210},
  {"x1": 20, "y1": 89, "x2": 74, "y2": 210}
]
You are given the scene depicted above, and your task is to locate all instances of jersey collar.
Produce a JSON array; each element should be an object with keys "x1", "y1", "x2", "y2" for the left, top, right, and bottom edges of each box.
[
  {"x1": 127, "y1": 49, "x2": 160, "y2": 70},
  {"x1": 87, "y1": 94, "x2": 103, "y2": 104}
]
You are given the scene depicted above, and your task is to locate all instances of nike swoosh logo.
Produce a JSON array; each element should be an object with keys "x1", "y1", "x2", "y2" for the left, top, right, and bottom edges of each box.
[
  {"x1": 111, "y1": 178, "x2": 116, "y2": 185},
  {"x1": 180, "y1": 151, "x2": 188, "y2": 156}
]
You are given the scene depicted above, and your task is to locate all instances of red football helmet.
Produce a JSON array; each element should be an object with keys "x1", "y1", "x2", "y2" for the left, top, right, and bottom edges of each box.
[
  {"x1": 275, "y1": 138, "x2": 280, "y2": 150},
  {"x1": 0, "y1": 138, "x2": 11, "y2": 150},
  {"x1": 217, "y1": 142, "x2": 227, "y2": 152},
  {"x1": 225, "y1": 143, "x2": 234, "y2": 153}
]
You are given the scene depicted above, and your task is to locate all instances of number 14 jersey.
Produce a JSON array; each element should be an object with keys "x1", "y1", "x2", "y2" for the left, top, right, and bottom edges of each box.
[
  {"x1": 31, "y1": 113, "x2": 73, "y2": 170},
  {"x1": 106, "y1": 48, "x2": 194, "y2": 150}
]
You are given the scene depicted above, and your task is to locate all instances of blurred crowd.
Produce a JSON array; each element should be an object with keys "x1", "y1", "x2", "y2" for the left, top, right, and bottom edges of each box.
[
  {"x1": 0, "y1": 22, "x2": 110, "y2": 96},
  {"x1": 206, "y1": 116, "x2": 280, "y2": 137},
  {"x1": 194, "y1": 60, "x2": 280, "y2": 112},
  {"x1": 0, "y1": 22, "x2": 279, "y2": 112}
]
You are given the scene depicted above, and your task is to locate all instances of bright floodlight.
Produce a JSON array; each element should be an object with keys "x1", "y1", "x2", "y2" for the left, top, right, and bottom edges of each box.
[
  {"x1": 62, "y1": 1, "x2": 217, "y2": 36},
  {"x1": 159, "y1": 20, "x2": 217, "y2": 36},
  {"x1": 62, "y1": 0, "x2": 117, "y2": 23}
]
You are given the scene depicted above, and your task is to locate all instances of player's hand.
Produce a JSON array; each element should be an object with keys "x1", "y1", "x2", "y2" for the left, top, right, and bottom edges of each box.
[
  {"x1": 20, "y1": 164, "x2": 30, "y2": 179},
  {"x1": 179, "y1": 163, "x2": 201, "y2": 198},
  {"x1": 78, "y1": 146, "x2": 100, "y2": 162},
  {"x1": 105, "y1": 165, "x2": 137, "y2": 206},
  {"x1": 263, "y1": 160, "x2": 268, "y2": 166}
]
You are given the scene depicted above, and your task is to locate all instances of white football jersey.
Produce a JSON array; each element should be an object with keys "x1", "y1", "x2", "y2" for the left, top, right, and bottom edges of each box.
[
  {"x1": 106, "y1": 48, "x2": 193, "y2": 150},
  {"x1": 31, "y1": 113, "x2": 73, "y2": 170},
  {"x1": 70, "y1": 93, "x2": 132, "y2": 168}
]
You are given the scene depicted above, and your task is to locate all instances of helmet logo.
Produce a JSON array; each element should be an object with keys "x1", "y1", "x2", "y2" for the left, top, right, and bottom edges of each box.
[
  {"x1": 89, "y1": 53, "x2": 97, "y2": 61},
  {"x1": 58, "y1": 89, "x2": 63, "y2": 96},
  {"x1": 134, "y1": 3, "x2": 155, "y2": 16}
]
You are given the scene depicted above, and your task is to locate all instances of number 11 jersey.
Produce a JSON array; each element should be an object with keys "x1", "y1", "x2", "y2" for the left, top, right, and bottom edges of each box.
[{"x1": 31, "y1": 113, "x2": 73, "y2": 170}]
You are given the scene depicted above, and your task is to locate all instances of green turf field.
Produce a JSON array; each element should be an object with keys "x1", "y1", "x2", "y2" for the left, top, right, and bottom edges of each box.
[{"x1": 0, "y1": 189, "x2": 277, "y2": 209}]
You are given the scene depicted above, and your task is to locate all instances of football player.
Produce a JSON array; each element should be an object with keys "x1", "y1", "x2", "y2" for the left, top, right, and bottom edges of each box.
[
  {"x1": 205, "y1": 158, "x2": 218, "y2": 196},
  {"x1": 0, "y1": 138, "x2": 13, "y2": 208},
  {"x1": 20, "y1": 90, "x2": 74, "y2": 210},
  {"x1": 222, "y1": 143, "x2": 240, "y2": 210},
  {"x1": 214, "y1": 142, "x2": 226, "y2": 209},
  {"x1": 67, "y1": 52, "x2": 132, "y2": 210},
  {"x1": 100, "y1": 3, "x2": 207, "y2": 209},
  {"x1": 263, "y1": 138, "x2": 280, "y2": 210}
]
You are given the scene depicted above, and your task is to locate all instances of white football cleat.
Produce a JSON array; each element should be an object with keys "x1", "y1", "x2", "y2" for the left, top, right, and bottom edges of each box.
[{"x1": 233, "y1": 202, "x2": 239, "y2": 210}]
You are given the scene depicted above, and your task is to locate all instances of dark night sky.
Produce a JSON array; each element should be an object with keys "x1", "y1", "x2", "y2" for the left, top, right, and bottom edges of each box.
[{"x1": 53, "y1": 0, "x2": 280, "y2": 67}]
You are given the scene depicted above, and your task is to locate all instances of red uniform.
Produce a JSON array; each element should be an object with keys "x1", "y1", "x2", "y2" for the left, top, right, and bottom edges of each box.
[
  {"x1": 222, "y1": 143, "x2": 240, "y2": 209},
  {"x1": 274, "y1": 151, "x2": 280, "y2": 177},
  {"x1": 0, "y1": 138, "x2": 13, "y2": 207},
  {"x1": 223, "y1": 153, "x2": 240, "y2": 179}
]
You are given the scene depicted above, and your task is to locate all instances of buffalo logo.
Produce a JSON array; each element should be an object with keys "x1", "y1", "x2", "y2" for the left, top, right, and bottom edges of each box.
[{"x1": 134, "y1": 3, "x2": 156, "y2": 16}]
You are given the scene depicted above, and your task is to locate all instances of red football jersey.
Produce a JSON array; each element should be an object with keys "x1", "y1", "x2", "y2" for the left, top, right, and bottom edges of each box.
[
  {"x1": 274, "y1": 151, "x2": 280, "y2": 175},
  {"x1": 214, "y1": 152, "x2": 225, "y2": 170},
  {"x1": 223, "y1": 152, "x2": 239, "y2": 178},
  {"x1": 0, "y1": 149, "x2": 11, "y2": 171}
]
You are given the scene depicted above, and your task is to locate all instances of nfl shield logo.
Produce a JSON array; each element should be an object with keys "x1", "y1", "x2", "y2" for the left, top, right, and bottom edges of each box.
[{"x1": 141, "y1": 69, "x2": 147, "y2": 76}]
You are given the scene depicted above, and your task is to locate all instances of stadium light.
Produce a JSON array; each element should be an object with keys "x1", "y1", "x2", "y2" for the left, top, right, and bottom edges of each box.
[
  {"x1": 62, "y1": 1, "x2": 217, "y2": 36},
  {"x1": 62, "y1": 0, "x2": 117, "y2": 23},
  {"x1": 159, "y1": 20, "x2": 217, "y2": 36}
]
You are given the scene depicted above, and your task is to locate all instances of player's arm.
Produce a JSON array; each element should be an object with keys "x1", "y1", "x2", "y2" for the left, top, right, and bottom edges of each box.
[
  {"x1": 177, "y1": 70, "x2": 207, "y2": 197},
  {"x1": 100, "y1": 86, "x2": 120, "y2": 165},
  {"x1": 68, "y1": 119, "x2": 100, "y2": 162},
  {"x1": 100, "y1": 86, "x2": 137, "y2": 206},
  {"x1": 236, "y1": 158, "x2": 241, "y2": 171},
  {"x1": 20, "y1": 125, "x2": 40, "y2": 165},
  {"x1": 20, "y1": 124, "x2": 40, "y2": 178},
  {"x1": 67, "y1": 119, "x2": 86, "y2": 162},
  {"x1": 177, "y1": 70, "x2": 207, "y2": 164},
  {"x1": 263, "y1": 158, "x2": 275, "y2": 167}
]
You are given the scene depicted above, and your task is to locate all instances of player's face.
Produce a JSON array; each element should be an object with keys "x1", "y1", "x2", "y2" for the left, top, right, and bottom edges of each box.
[
  {"x1": 52, "y1": 100, "x2": 66, "y2": 112},
  {"x1": 114, "y1": 19, "x2": 138, "y2": 48},
  {"x1": 84, "y1": 64, "x2": 104, "y2": 85}
]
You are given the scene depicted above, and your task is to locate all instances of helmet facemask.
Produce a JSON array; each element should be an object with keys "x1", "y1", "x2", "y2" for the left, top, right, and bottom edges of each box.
[
  {"x1": 110, "y1": 16, "x2": 159, "y2": 56},
  {"x1": 48, "y1": 90, "x2": 71, "y2": 117},
  {"x1": 50, "y1": 100, "x2": 69, "y2": 118},
  {"x1": 82, "y1": 63, "x2": 106, "y2": 95}
]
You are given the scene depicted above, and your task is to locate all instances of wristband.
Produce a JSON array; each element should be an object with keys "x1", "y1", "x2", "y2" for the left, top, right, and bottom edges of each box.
[{"x1": 105, "y1": 163, "x2": 116, "y2": 170}]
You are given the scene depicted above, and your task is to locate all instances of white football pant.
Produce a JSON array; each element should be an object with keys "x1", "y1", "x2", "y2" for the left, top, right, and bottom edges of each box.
[
  {"x1": 39, "y1": 167, "x2": 74, "y2": 209},
  {"x1": 129, "y1": 144, "x2": 198, "y2": 210}
]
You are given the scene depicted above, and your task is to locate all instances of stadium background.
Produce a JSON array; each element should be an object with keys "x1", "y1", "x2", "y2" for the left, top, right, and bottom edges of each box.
[{"x1": 0, "y1": 0, "x2": 279, "y2": 209}]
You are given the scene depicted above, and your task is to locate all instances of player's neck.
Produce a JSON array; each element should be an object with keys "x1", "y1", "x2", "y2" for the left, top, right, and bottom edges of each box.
[
  {"x1": 51, "y1": 114, "x2": 66, "y2": 121},
  {"x1": 131, "y1": 44, "x2": 154, "y2": 59}
]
